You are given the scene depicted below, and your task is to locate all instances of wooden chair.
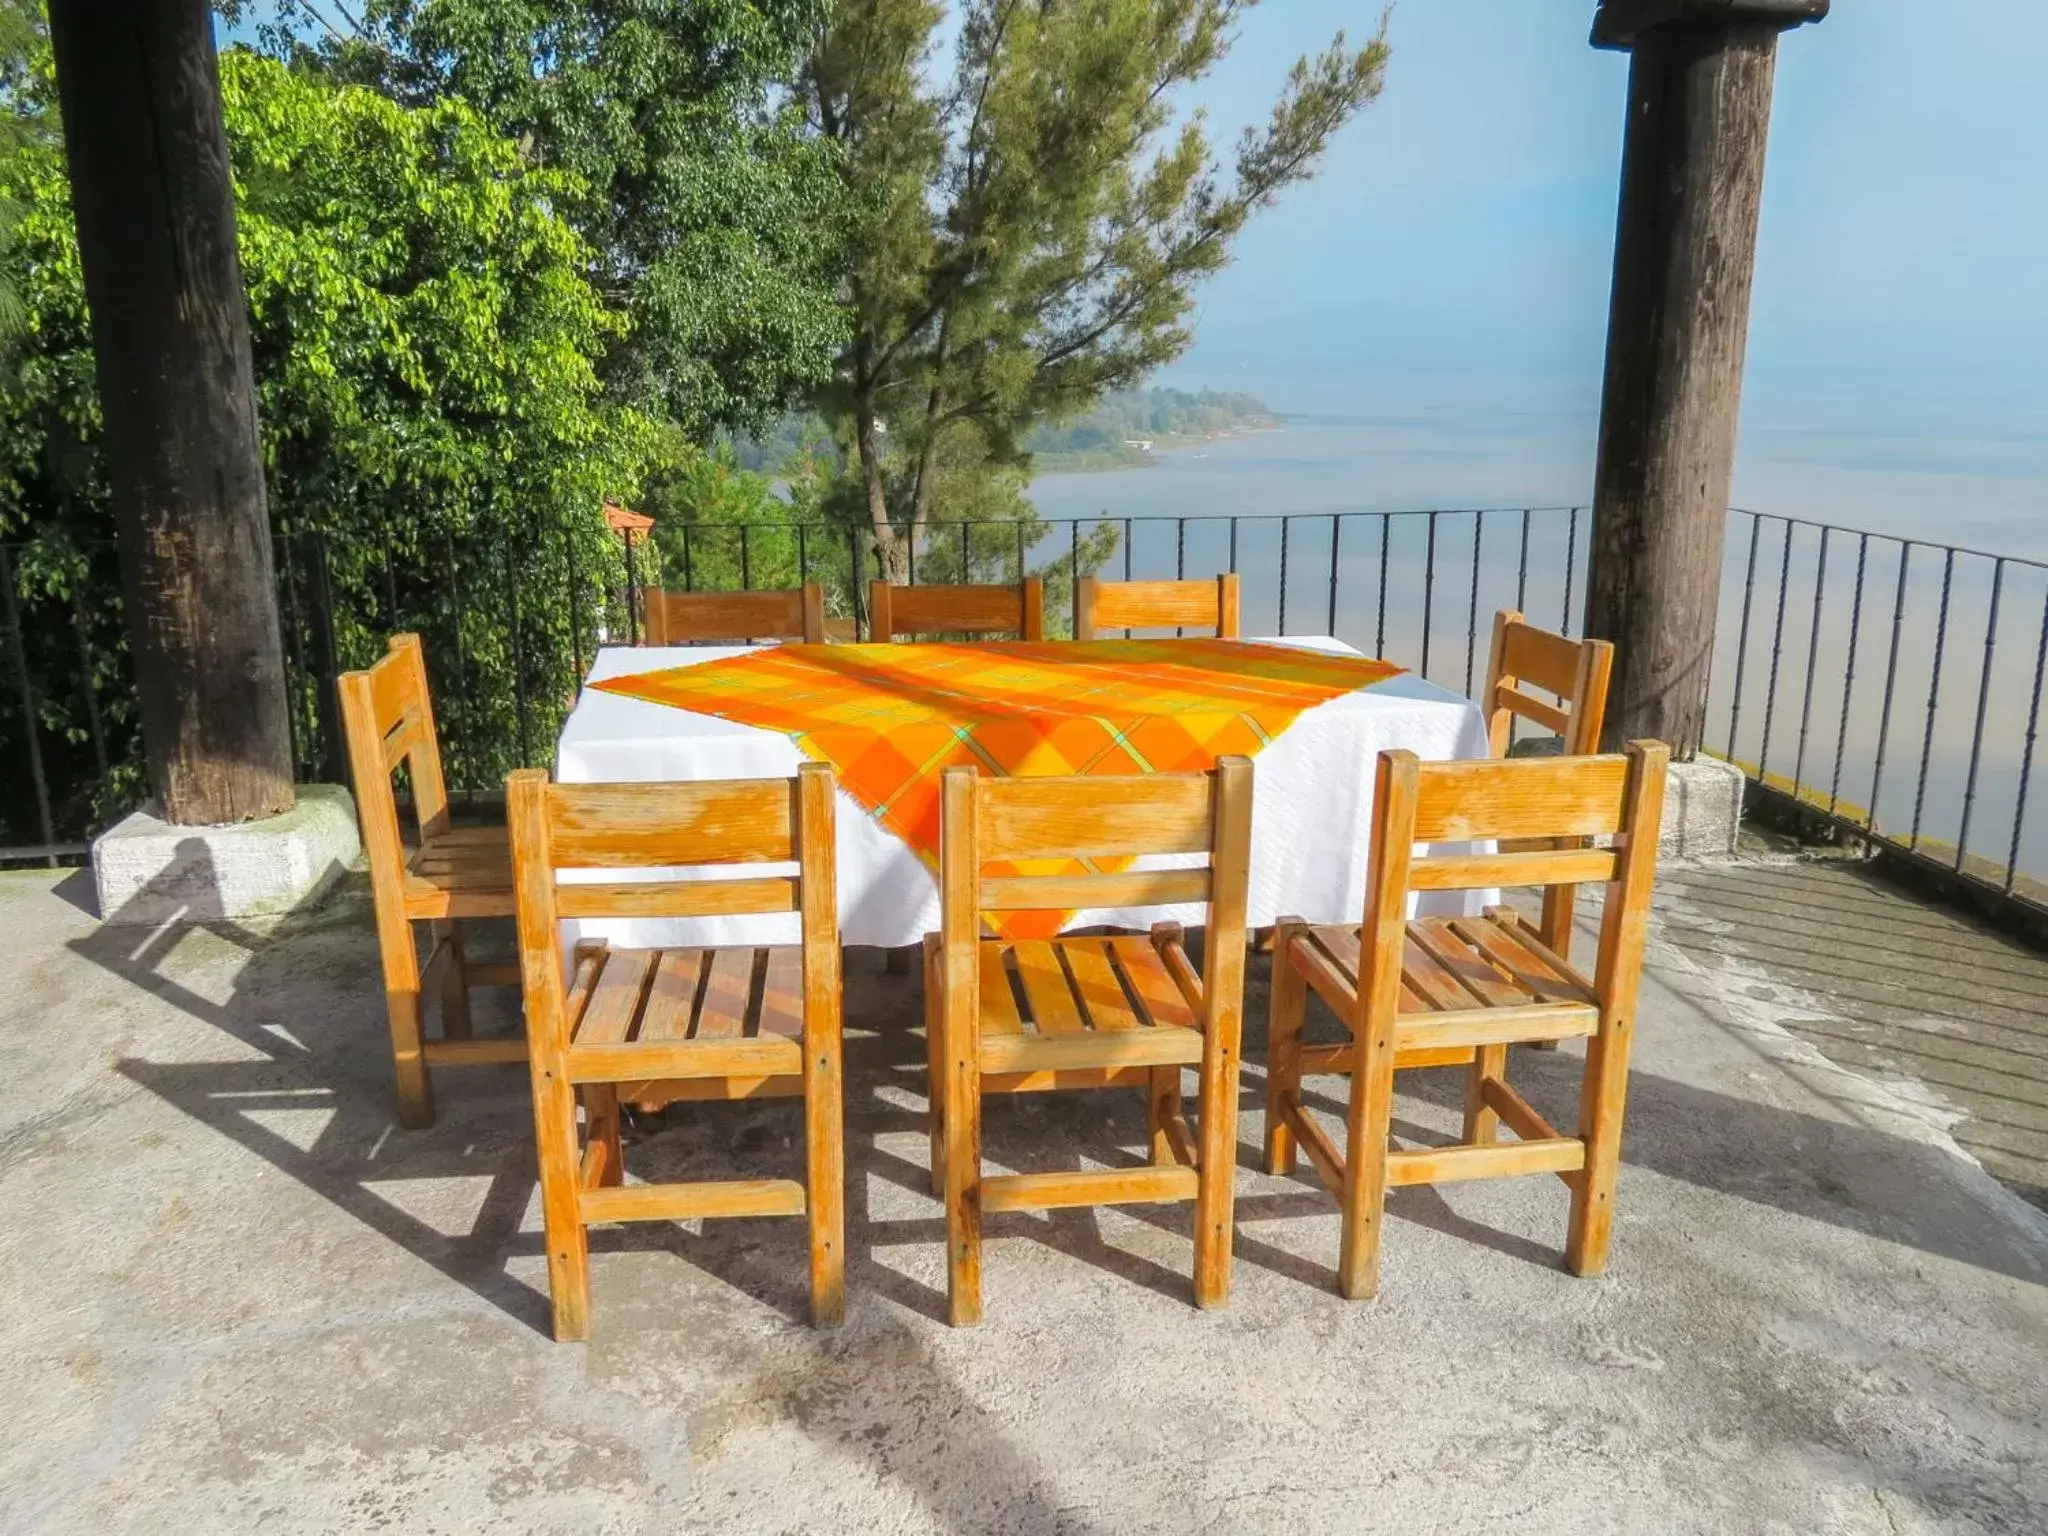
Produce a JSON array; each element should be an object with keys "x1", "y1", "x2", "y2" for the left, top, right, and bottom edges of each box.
[
  {"x1": 507, "y1": 763, "x2": 845, "y2": 1339},
  {"x1": 1075, "y1": 574, "x2": 1241, "y2": 639},
  {"x1": 1263, "y1": 742, "x2": 1668, "y2": 1298},
  {"x1": 642, "y1": 582, "x2": 827, "y2": 646},
  {"x1": 926, "y1": 758, "x2": 1254, "y2": 1325},
  {"x1": 1481, "y1": 610, "x2": 1614, "y2": 954},
  {"x1": 338, "y1": 634, "x2": 520, "y2": 1129},
  {"x1": 869, "y1": 577, "x2": 1044, "y2": 642}
]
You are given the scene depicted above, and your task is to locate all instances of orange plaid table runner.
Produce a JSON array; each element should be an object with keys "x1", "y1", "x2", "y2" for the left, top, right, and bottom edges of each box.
[{"x1": 594, "y1": 640, "x2": 1402, "y2": 934}]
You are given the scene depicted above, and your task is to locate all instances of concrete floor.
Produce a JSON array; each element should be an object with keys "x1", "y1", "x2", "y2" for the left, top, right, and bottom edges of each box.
[{"x1": 2, "y1": 860, "x2": 2044, "y2": 1534}]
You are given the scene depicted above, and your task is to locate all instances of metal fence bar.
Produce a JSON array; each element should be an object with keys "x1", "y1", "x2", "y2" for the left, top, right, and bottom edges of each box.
[
  {"x1": 1827, "y1": 532, "x2": 1868, "y2": 816},
  {"x1": 1325, "y1": 515, "x2": 1340, "y2": 638},
  {"x1": 68, "y1": 588, "x2": 107, "y2": 786},
  {"x1": 1516, "y1": 508, "x2": 1530, "y2": 615},
  {"x1": 1758, "y1": 519, "x2": 1794, "y2": 779},
  {"x1": 507, "y1": 534, "x2": 531, "y2": 766},
  {"x1": 1277, "y1": 516, "x2": 1290, "y2": 636},
  {"x1": 1177, "y1": 517, "x2": 1188, "y2": 637},
  {"x1": 1376, "y1": 514, "x2": 1389, "y2": 659},
  {"x1": 1561, "y1": 507, "x2": 1579, "y2": 636},
  {"x1": 2005, "y1": 586, "x2": 2048, "y2": 894},
  {"x1": 1909, "y1": 546, "x2": 1955, "y2": 850},
  {"x1": 566, "y1": 526, "x2": 585, "y2": 692},
  {"x1": 1464, "y1": 510, "x2": 1483, "y2": 696},
  {"x1": 1867, "y1": 542, "x2": 1912, "y2": 835},
  {"x1": 1955, "y1": 558, "x2": 2004, "y2": 869},
  {"x1": 1726, "y1": 514, "x2": 1762, "y2": 760},
  {"x1": 1421, "y1": 510, "x2": 1438, "y2": 679},
  {"x1": 1791, "y1": 525, "x2": 1830, "y2": 796},
  {"x1": 0, "y1": 545, "x2": 56, "y2": 863}
]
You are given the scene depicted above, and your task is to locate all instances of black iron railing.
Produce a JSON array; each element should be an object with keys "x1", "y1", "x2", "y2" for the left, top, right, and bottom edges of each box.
[
  {"x1": 2, "y1": 505, "x2": 2042, "y2": 932},
  {"x1": 1707, "y1": 512, "x2": 2048, "y2": 917}
]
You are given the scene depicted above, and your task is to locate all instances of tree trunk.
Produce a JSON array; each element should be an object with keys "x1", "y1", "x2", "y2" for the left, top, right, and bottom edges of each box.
[
  {"x1": 1585, "y1": 8, "x2": 1806, "y2": 758},
  {"x1": 854, "y1": 400, "x2": 907, "y2": 584},
  {"x1": 49, "y1": 0, "x2": 294, "y2": 824}
]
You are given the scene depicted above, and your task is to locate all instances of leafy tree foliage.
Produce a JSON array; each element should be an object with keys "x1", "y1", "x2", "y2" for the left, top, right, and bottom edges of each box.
[
  {"x1": 805, "y1": 0, "x2": 1389, "y2": 580},
  {"x1": 316, "y1": 0, "x2": 850, "y2": 438},
  {"x1": 0, "y1": 48, "x2": 652, "y2": 837}
]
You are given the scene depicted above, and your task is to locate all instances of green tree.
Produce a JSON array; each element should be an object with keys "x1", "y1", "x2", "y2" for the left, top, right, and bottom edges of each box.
[
  {"x1": 317, "y1": 0, "x2": 850, "y2": 438},
  {"x1": 805, "y1": 0, "x2": 1389, "y2": 581},
  {"x1": 0, "y1": 48, "x2": 652, "y2": 836}
]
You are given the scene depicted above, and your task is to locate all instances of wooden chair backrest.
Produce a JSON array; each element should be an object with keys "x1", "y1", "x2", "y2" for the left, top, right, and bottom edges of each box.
[
  {"x1": 870, "y1": 578, "x2": 1045, "y2": 642},
  {"x1": 1075, "y1": 575, "x2": 1241, "y2": 639},
  {"x1": 940, "y1": 759, "x2": 1254, "y2": 1029},
  {"x1": 506, "y1": 763, "x2": 839, "y2": 1050},
  {"x1": 1482, "y1": 609, "x2": 1613, "y2": 757},
  {"x1": 1358, "y1": 744, "x2": 1668, "y2": 1017},
  {"x1": 643, "y1": 583, "x2": 826, "y2": 646},
  {"x1": 338, "y1": 633, "x2": 453, "y2": 885}
]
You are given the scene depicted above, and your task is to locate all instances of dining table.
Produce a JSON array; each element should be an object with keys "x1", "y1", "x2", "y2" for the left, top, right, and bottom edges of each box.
[{"x1": 552, "y1": 635, "x2": 1495, "y2": 953}]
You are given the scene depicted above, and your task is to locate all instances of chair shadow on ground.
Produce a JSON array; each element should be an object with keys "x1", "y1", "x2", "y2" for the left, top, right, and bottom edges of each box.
[{"x1": 84, "y1": 861, "x2": 2042, "y2": 1372}]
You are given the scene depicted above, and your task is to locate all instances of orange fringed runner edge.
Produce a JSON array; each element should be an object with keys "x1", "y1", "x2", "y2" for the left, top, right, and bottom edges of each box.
[{"x1": 595, "y1": 639, "x2": 1403, "y2": 935}]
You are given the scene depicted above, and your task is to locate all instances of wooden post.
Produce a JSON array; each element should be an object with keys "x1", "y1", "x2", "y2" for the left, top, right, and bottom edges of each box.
[
  {"x1": 47, "y1": 0, "x2": 295, "y2": 824},
  {"x1": 1584, "y1": 0, "x2": 1827, "y2": 756}
]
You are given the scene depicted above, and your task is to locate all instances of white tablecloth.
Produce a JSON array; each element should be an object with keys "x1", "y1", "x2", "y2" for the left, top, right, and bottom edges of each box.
[{"x1": 554, "y1": 638, "x2": 1493, "y2": 950}]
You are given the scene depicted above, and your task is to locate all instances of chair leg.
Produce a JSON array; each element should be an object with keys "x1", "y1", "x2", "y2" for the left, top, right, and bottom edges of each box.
[
  {"x1": 379, "y1": 919, "x2": 435, "y2": 1129},
  {"x1": 1566, "y1": 1004, "x2": 1636, "y2": 1277},
  {"x1": 1147, "y1": 1067, "x2": 1181, "y2": 1165},
  {"x1": 1462, "y1": 1044, "x2": 1507, "y2": 1144},
  {"x1": 923, "y1": 939, "x2": 945, "y2": 1198},
  {"x1": 943, "y1": 1006, "x2": 983, "y2": 1328},
  {"x1": 433, "y1": 919, "x2": 473, "y2": 1040},
  {"x1": 532, "y1": 1060, "x2": 591, "y2": 1341},
  {"x1": 805, "y1": 995, "x2": 847, "y2": 1329},
  {"x1": 1192, "y1": 1018, "x2": 1243, "y2": 1311},
  {"x1": 584, "y1": 1085, "x2": 623, "y2": 1187},
  {"x1": 1263, "y1": 921, "x2": 1308, "y2": 1176},
  {"x1": 1337, "y1": 1005, "x2": 1398, "y2": 1301}
]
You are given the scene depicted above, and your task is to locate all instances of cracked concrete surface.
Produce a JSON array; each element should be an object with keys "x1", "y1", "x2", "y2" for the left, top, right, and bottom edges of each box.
[{"x1": 1, "y1": 860, "x2": 2043, "y2": 1534}]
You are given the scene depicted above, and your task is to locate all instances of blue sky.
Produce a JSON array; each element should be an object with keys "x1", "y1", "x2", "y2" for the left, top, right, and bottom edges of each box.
[{"x1": 1171, "y1": 0, "x2": 2048, "y2": 424}]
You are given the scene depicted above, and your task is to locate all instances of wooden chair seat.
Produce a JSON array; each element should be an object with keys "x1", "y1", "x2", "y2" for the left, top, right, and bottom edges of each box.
[
  {"x1": 563, "y1": 942, "x2": 807, "y2": 1087},
  {"x1": 1281, "y1": 912, "x2": 1600, "y2": 1078},
  {"x1": 401, "y1": 828, "x2": 515, "y2": 918},
  {"x1": 935, "y1": 928, "x2": 1208, "y2": 1079}
]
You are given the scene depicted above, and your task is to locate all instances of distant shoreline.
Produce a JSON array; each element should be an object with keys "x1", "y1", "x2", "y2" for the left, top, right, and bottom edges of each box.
[{"x1": 1031, "y1": 418, "x2": 1283, "y2": 477}]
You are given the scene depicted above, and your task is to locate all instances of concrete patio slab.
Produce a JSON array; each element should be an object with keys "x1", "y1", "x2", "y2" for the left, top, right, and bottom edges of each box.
[{"x1": 0, "y1": 862, "x2": 2042, "y2": 1534}]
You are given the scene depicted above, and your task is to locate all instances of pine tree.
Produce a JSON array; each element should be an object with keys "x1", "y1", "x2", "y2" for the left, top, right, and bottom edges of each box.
[{"x1": 805, "y1": 1, "x2": 1389, "y2": 580}]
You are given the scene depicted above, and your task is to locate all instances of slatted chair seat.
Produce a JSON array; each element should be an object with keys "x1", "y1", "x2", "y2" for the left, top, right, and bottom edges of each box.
[
  {"x1": 1279, "y1": 912, "x2": 1600, "y2": 1082},
  {"x1": 564, "y1": 942, "x2": 808, "y2": 1088},
  {"x1": 401, "y1": 831, "x2": 515, "y2": 918},
  {"x1": 943, "y1": 931, "x2": 1207, "y2": 1078}
]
